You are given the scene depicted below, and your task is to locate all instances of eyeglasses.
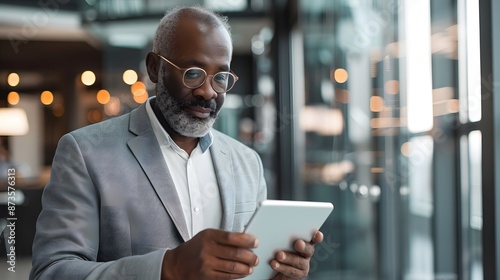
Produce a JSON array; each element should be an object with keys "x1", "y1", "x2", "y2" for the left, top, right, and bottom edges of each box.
[{"x1": 156, "y1": 53, "x2": 239, "y2": 94}]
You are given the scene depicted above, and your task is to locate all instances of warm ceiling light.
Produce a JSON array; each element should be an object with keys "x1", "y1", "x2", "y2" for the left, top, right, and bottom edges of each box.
[
  {"x1": 320, "y1": 160, "x2": 354, "y2": 184},
  {"x1": 96, "y1": 89, "x2": 111, "y2": 105},
  {"x1": 0, "y1": 108, "x2": 29, "y2": 136},
  {"x1": 384, "y1": 80, "x2": 400, "y2": 95},
  {"x1": 401, "y1": 142, "x2": 411, "y2": 157},
  {"x1": 448, "y1": 99, "x2": 459, "y2": 113},
  {"x1": 81, "y1": 70, "x2": 96, "y2": 86},
  {"x1": 433, "y1": 99, "x2": 460, "y2": 116},
  {"x1": 123, "y1": 69, "x2": 138, "y2": 85},
  {"x1": 131, "y1": 81, "x2": 146, "y2": 96},
  {"x1": 300, "y1": 106, "x2": 344, "y2": 135},
  {"x1": 370, "y1": 117, "x2": 405, "y2": 129},
  {"x1": 7, "y1": 91, "x2": 20, "y2": 105},
  {"x1": 371, "y1": 167, "x2": 384, "y2": 173},
  {"x1": 40, "y1": 90, "x2": 54, "y2": 105},
  {"x1": 133, "y1": 91, "x2": 149, "y2": 104},
  {"x1": 335, "y1": 89, "x2": 349, "y2": 104},
  {"x1": 370, "y1": 96, "x2": 384, "y2": 112},
  {"x1": 7, "y1": 73, "x2": 20, "y2": 87},
  {"x1": 332, "y1": 68, "x2": 348, "y2": 83}
]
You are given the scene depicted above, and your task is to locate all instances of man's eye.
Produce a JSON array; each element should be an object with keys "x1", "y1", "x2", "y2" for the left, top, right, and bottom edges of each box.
[
  {"x1": 214, "y1": 73, "x2": 228, "y2": 83},
  {"x1": 185, "y1": 69, "x2": 204, "y2": 79}
]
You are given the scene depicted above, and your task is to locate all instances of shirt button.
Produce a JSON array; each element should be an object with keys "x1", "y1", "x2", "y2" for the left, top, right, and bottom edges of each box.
[{"x1": 194, "y1": 207, "x2": 200, "y2": 212}]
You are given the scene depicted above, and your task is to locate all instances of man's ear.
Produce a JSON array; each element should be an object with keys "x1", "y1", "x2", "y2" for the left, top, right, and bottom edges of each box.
[{"x1": 146, "y1": 52, "x2": 159, "y2": 83}]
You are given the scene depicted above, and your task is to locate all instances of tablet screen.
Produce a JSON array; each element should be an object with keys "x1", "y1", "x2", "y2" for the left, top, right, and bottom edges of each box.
[{"x1": 243, "y1": 200, "x2": 334, "y2": 279}]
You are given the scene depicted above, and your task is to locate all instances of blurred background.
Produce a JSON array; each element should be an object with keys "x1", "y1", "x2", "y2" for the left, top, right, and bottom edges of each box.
[{"x1": 1, "y1": 0, "x2": 500, "y2": 279}]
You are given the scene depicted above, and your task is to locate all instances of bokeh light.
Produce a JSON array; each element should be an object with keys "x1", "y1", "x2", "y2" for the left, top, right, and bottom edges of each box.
[
  {"x1": 40, "y1": 91, "x2": 54, "y2": 105},
  {"x1": 96, "y1": 89, "x2": 111, "y2": 105},
  {"x1": 8, "y1": 73, "x2": 20, "y2": 87},
  {"x1": 133, "y1": 91, "x2": 149, "y2": 104},
  {"x1": 123, "y1": 69, "x2": 138, "y2": 85},
  {"x1": 81, "y1": 70, "x2": 96, "y2": 86},
  {"x1": 332, "y1": 68, "x2": 348, "y2": 83},
  {"x1": 7, "y1": 91, "x2": 20, "y2": 105},
  {"x1": 131, "y1": 81, "x2": 147, "y2": 96}
]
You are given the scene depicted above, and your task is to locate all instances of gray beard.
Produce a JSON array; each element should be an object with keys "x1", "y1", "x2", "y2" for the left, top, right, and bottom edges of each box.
[{"x1": 155, "y1": 82, "x2": 216, "y2": 138}]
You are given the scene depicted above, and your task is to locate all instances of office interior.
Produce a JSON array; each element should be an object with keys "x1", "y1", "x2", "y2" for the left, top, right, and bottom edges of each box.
[{"x1": 1, "y1": 0, "x2": 500, "y2": 279}]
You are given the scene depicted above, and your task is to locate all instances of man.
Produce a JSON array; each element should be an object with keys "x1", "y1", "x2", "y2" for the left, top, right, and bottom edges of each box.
[{"x1": 30, "y1": 6, "x2": 323, "y2": 280}]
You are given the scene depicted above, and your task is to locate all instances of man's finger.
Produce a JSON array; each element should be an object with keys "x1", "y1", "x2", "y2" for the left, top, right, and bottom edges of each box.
[
  {"x1": 214, "y1": 259, "x2": 255, "y2": 275},
  {"x1": 212, "y1": 230, "x2": 258, "y2": 248},
  {"x1": 271, "y1": 258, "x2": 307, "y2": 279},
  {"x1": 214, "y1": 245, "x2": 259, "y2": 267},
  {"x1": 311, "y1": 231, "x2": 324, "y2": 245},
  {"x1": 294, "y1": 240, "x2": 315, "y2": 257}
]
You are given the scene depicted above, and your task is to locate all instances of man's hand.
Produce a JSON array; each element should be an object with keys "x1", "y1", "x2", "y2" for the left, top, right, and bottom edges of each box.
[
  {"x1": 271, "y1": 231, "x2": 324, "y2": 280},
  {"x1": 161, "y1": 229, "x2": 259, "y2": 280}
]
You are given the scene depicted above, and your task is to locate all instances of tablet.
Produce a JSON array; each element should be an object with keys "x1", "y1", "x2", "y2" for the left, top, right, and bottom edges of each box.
[{"x1": 243, "y1": 200, "x2": 334, "y2": 280}]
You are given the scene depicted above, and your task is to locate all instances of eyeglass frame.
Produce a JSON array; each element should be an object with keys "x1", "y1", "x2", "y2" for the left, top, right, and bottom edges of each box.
[{"x1": 155, "y1": 53, "x2": 239, "y2": 94}]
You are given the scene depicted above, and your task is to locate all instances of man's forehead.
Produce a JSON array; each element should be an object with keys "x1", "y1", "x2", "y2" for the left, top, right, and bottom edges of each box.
[
  {"x1": 172, "y1": 17, "x2": 228, "y2": 38},
  {"x1": 168, "y1": 20, "x2": 232, "y2": 51}
]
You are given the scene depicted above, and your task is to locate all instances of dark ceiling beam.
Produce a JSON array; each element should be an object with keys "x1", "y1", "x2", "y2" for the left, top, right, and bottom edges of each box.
[{"x1": 0, "y1": 40, "x2": 101, "y2": 72}]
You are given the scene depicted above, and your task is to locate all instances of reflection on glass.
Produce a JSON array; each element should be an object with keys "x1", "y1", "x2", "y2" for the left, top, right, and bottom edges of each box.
[
  {"x1": 333, "y1": 68, "x2": 348, "y2": 83},
  {"x1": 469, "y1": 131, "x2": 482, "y2": 230},
  {"x1": 460, "y1": 131, "x2": 483, "y2": 280},
  {"x1": 466, "y1": 0, "x2": 482, "y2": 122},
  {"x1": 458, "y1": 0, "x2": 482, "y2": 123},
  {"x1": 404, "y1": 0, "x2": 433, "y2": 133},
  {"x1": 407, "y1": 135, "x2": 434, "y2": 279},
  {"x1": 299, "y1": 106, "x2": 344, "y2": 136},
  {"x1": 204, "y1": 0, "x2": 247, "y2": 11},
  {"x1": 296, "y1": 0, "x2": 479, "y2": 279},
  {"x1": 469, "y1": 131, "x2": 482, "y2": 280}
]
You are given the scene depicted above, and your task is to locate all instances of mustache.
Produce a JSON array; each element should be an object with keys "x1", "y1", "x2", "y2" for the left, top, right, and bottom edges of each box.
[{"x1": 179, "y1": 99, "x2": 217, "y2": 111}]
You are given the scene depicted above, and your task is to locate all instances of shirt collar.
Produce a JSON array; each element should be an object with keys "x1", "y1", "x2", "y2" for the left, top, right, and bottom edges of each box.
[{"x1": 146, "y1": 97, "x2": 213, "y2": 153}]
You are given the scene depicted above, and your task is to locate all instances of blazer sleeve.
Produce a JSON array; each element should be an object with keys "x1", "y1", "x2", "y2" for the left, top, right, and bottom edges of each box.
[{"x1": 30, "y1": 133, "x2": 165, "y2": 280}]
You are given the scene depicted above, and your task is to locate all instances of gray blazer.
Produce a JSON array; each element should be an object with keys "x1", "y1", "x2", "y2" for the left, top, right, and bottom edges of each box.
[{"x1": 30, "y1": 101, "x2": 267, "y2": 280}]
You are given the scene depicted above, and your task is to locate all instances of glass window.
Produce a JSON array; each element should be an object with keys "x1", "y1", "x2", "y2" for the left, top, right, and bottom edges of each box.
[
  {"x1": 296, "y1": 0, "x2": 483, "y2": 279},
  {"x1": 460, "y1": 131, "x2": 483, "y2": 280}
]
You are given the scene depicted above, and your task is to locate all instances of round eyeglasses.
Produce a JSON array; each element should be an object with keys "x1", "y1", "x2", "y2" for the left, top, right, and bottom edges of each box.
[{"x1": 156, "y1": 53, "x2": 239, "y2": 94}]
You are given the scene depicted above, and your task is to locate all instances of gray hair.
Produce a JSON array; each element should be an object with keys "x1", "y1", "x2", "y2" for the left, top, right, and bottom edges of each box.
[{"x1": 152, "y1": 6, "x2": 232, "y2": 57}]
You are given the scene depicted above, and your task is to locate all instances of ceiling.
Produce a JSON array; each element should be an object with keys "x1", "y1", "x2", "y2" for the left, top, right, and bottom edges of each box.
[
  {"x1": 0, "y1": 0, "x2": 272, "y2": 53},
  {"x1": 0, "y1": 2, "x2": 272, "y2": 94}
]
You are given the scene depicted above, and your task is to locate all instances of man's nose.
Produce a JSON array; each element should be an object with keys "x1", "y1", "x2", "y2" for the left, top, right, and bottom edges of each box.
[{"x1": 192, "y1": 77, "x2": 218, "y2": 100}]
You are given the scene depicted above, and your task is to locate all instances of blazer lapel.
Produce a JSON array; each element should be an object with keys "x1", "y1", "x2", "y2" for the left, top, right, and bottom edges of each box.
[
  {"x1": 210, "y1": 133, "x2": 235, "y2": 231},
  {"x1": 127, "y1": 103, "x2": 190, "y2": 242}
]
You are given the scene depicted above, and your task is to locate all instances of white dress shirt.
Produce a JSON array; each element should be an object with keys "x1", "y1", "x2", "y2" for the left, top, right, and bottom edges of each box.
[{"x1": 146, "y1": 98, "x2": 222, "y2": 238}]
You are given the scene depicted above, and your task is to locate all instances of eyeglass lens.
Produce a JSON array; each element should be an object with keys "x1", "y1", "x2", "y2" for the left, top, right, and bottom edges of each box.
[{"x1": 184, "y1": 68, "x2": 236, "y2": 93}]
